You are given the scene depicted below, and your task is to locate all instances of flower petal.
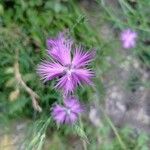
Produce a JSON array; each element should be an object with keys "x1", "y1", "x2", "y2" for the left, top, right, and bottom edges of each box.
[
  {"x1": 72, "y1": 48, "x2": 95, "y2": 68},
  {"x1": 37, "y1": 61, "x2": 65, "y2": 82},
  {"x1": 66, "y1": 113, "x2": 78, "y2": 124},
  {"x1": 47, "y1": 33, "x2": 72, "y2": 65},
  {"x1": 64, "y1": 98, "x2": 83, "y2": 113},
  {"x1": 52, "y1": 105, "x2": 66, "y2": 124},
  {"x1": 54, "y1": 111, "x2": 66, "y2": 124},
  {"x1": 55, "y1": 74, "x2": 76, "y2": 94},
  {"x1": 73, "y1": 68, "x2": 94, "y2": 85},
  {"x1": 52, "y1": 105, "x2": 64, "y2": 115}
]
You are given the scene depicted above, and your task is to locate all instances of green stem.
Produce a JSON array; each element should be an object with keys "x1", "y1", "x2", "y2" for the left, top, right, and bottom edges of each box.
[
  {"x1": 79, "y1": 117, "x2": 88, "y2": 150},
  {"x1": 101, "y1": 108, "x2": 127, "y2": 150}
]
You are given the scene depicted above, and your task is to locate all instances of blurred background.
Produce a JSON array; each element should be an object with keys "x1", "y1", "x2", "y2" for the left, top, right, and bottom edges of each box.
[{"x1": 0, "y1": 0, "x2": 150, "y2": 149}]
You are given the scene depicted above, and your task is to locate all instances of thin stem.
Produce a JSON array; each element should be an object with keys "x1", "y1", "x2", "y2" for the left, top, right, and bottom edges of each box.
[
  {"x1": 79, "y1": 117, "x2": 88, "y2": 150},
  {"x1": 100, "y1": 107, "x2": 127, "y2": 150}
]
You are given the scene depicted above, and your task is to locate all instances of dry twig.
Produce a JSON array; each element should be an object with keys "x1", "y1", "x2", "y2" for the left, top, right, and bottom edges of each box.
[{"x1": 14, "y1": 49, "x2": 42, "y2": 112}]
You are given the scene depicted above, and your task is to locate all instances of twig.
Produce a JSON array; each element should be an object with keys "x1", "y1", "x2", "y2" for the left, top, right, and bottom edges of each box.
[{"x1": 14, "y1": 49, "x2": 42, "y2": 112}]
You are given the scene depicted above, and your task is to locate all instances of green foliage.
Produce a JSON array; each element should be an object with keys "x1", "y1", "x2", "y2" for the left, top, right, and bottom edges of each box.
[
  {"x1": 0, "y1": 0, "x2": 100, "y2": 119},
  {"x1": 24, "y1": 117, "x2": 51, "y2": 150},
  {"x1": 0, "y1": 0, "x2": 150, "y2": 149}
]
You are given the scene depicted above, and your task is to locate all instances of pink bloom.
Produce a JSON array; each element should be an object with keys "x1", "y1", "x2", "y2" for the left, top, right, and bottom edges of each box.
[
  {"x1": 52, "y1": 98, "x2": 83, "y2": 124},
  {"x1": 37, "y1": 33, "x2": 94, "y2": 94},
  {"x1": 120, "y1": 29, "x2": 137, "y2": 49}
]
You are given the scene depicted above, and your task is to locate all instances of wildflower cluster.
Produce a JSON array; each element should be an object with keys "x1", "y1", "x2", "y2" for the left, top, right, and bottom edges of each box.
[
  {"x1": 37, "y1": 33, "x2": 94, "y2": 124},
  {"x1": 37, "y1": 28, "x2": 137, "y2": 125}
]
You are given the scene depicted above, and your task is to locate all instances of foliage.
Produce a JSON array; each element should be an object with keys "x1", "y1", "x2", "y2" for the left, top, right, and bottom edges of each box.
[{"x1": 0, "y1": 0, "x2": 150, "y2": 149}]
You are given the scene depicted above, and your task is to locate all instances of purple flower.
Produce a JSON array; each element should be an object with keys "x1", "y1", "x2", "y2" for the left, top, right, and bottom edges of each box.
[
  {"x1": 52, "y1": 98, "x2": 83, "y2": 124},
  {"x1": 37, "y1": 33, "x2": 94, "y2": 94},
  {"x1": 120, "y1": 29, "x2": 137, "y2": 49}
]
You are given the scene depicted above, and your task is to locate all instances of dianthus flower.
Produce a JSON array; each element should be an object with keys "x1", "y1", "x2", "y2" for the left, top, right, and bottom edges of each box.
[
  {"x1": 37, "y1": 33, "x2": 94, "y2": 94},
  {"x1": 52, "y1": 97, "x2": 83, "y2": 124},
  {"x1": 120, "y1": 29, "x2": 137, "y2": 49}
]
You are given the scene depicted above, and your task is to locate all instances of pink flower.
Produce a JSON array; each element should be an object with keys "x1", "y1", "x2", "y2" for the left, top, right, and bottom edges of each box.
[
  {"x1": 120, "y1": 29, "x2": 137, "y2": 49},
  {"x1": 52, "y1": 98, "x2": 83, "y2": 124},
  {"x1": 37, "y1": 33, "x2": 94, "y2": 94}
]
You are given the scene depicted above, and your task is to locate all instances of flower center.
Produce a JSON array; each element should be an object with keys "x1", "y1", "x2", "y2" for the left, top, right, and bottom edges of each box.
[
  {"x1": 64, "y1": 107, "x2": 71, "y2": 115},
  {"x1": 65, "y1": 64, "x2": 74, "y2": 80},
  {"x1": 66, "y1": 68, "x2": 74, "y2": 75}
]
